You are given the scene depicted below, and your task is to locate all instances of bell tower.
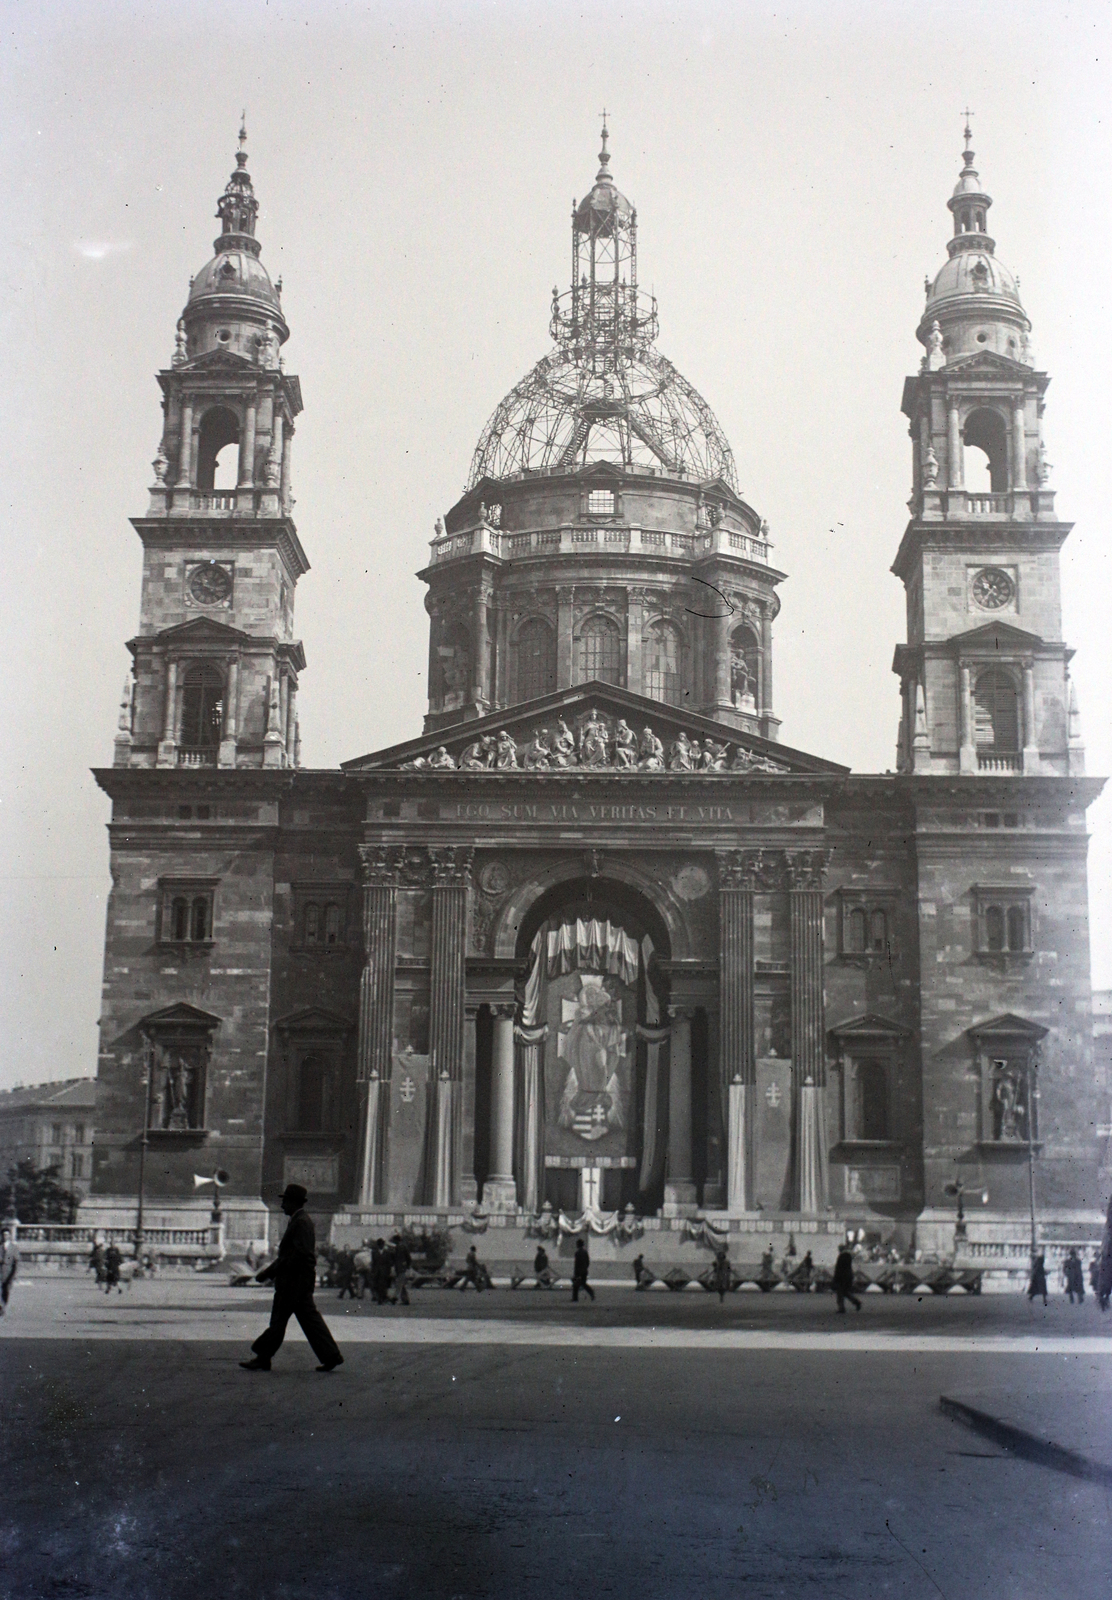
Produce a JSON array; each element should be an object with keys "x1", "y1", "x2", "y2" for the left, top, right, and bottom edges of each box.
[
  {"x1": 892, "y1": 121, "x2": 1083, "y2": 778},
  {"x1": 116, "y1": 122, "x2": 307, "y2": 772}
]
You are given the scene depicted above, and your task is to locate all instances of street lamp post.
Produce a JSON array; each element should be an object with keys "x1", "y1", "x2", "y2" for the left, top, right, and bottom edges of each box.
[
  {"x1": 135, "y1": 1033, "x2": 154, "y2": 1269},
  {"x1": 943, "y1": 1178, "x2": 988, "y2": 1256},
  {"x1": 1026, "y1": 1057, "x2": 1040, "y2": 1259}
]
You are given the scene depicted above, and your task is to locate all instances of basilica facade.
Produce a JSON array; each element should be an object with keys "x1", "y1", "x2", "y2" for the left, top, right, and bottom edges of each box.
[{"x1": 85, "y1": 123, "x2": 1106, "y2": 1268}]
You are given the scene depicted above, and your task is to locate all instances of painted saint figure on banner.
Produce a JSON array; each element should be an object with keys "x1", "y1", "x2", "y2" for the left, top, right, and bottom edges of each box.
[{"x1": 557, "y1": 975, "x2": 630, "y2": 1142}]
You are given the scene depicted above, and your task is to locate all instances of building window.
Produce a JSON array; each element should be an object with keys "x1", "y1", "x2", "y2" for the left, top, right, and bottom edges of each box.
[
  {"x1": 324, "y1": 903, "x2": 342, "y2": 946},
  {"x1": 577, "y1": 614, "x2": 621, "y2": 685},
  {"x1": 973, "y1": 885, "x2": 1033, "y2": 958},
  {"x1": 838, "y1": 894, "x2": 897, "y2": 959},
  {"x1": 50, "y1": 1123, "x2": 63, "y2": 1146},
  {"x1": 195, "y1": 406, "x2": 240, "y2": 492},
  {"x1": 71, "y1": 1152, "x2": 86, "y2": 1179},
  {"x1": 856, "y1": 1060, "x2": 889, "y2": 1141},
  {"x1": 159, "y1": 880, "x2": 218, "y2": 944},
  {"x1": 974, "y1": 669, "x2": 1020, "y2": 755},
  {"x1": 304, "y1": 903, "x2": 320, "y2": 945},
  {"x1": 180, "y1": 663, "x2": 224, "y2": 752},
  {"x1": 643, "y1": 620, "x2": 681, "y2": 705},
  {"x1": 292, "y1": 887, "x2": 351, "y2": 952},
  {"x1": 513, "y1": 617, "x2": 556, "y2": 703},
  {"x1": 586, "y1": 488, "x2": 616, "y2": 516},
  {"x1": 73, "y1": 1124, "x2": 85, "y2": 1146},
  {"x1": 295, "y1": 1052, "x2": 338, "y2": 1132}
]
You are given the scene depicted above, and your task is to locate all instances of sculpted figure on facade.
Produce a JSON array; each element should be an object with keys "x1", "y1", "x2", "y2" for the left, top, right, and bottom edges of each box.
[
  {"x1": 669, "y1": 732, "x2": 694, "y2": 771},
  {"x1": 495, "y1": 730, "x2": 519, "y2": 769},
  {"x1": 638, "y1": 726, "x2": 665, "y2": 769},
  {"x1": 579, "y1": 709, "x2": 611, "y2": 766},
  {"x1": 550, "y1": 719, "x2": 577, "y2": 767},
  {"x1": 523, "y1": 730, "x2": 552, "y2": 769},
  {"x1": 613, "y1": 719, "x2": 637, "y2": 767},
  {"x1": 702, "y1": 738, "x2": 729, "y2": 770},
  {"x1": 460, "y1": 734, "x2": 495, "y2": 770}
]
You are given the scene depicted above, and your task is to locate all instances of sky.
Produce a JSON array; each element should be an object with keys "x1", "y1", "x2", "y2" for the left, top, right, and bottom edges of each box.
[{"x1": 0, "y1": 0, "x2": 1109, "y2": 1090}]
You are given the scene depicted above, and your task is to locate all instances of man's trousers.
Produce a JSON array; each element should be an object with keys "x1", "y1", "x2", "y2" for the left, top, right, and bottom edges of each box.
[{"x1": 252, "y1": 1283, "x2": 342, "y2": 1365}]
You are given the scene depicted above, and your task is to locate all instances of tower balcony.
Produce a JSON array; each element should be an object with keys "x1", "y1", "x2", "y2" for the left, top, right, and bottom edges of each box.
[
  {"x1": 915, "y1": 487, "x2": 1057, "y2": 522},
  {"x1": 428, "y1": 520, "x2": 772, "y2": 567}
]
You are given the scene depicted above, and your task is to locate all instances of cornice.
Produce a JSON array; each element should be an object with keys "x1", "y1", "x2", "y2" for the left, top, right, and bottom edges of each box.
[{"x1": 131, "y1": 517, "x2": 310, "y2": 580}]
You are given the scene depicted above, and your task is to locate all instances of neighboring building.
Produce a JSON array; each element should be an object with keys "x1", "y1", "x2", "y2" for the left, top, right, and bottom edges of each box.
[
  {"x1": 0, "y1": 1079, "x2": 97, "y2": 1195},
  {"x1": 84, "y1": 122, "x2": 1105, "y2": 1262}
]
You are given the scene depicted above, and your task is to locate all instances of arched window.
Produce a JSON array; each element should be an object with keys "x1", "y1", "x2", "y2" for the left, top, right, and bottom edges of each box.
[
  {"x1": 172, "y1": 897, "x2": 190, "y2": 942},
  {"x1": 577, "y1": 614, "x2": 621, "y2": 685},
  {"x1": 513, "y1": 618, "x2": 556, "y2": 704},
  {"x1": 963, "y1": 408, "x2": 1008, "y2": 493},
  {"x1": 985, "y1": 904, "x2": 1006, "y2": 952},
  {"x1": 643, "y1": 620, "x2": 681, "y2": 705},
  {"x1": 195, "y1": 407, "x2": 240, "y2": 492},
  {"x1": 857, "y1": 1061, "x2": 889, "y2": 1140},
  {"x1": 974, "y1": 670, "x2": 1020, "y2": 754},
  {"x1": 729, "y1": 624, "x2": 759, "y2": 709},
  {"x1": 869, "y1": 909, "x2": 888, "y2": 953},
  {"x1": 1006, "y1": 904, "x2": 1028, "y2": 952},
  {"x1": 437, "y1": 622, "x2": 471, "y2": 705},
  {"x1": 846, "y1": 908, "x2": 867, "y2": 954},
  {"x1": 180, "y1": 663, "x2": 224, "y2": 750},
  {"x1": 304, "y1": 903, "x2": 320, "y2": 945},
  {"x1": 324, "y1": 903, "x2": 342, "y2": 946},
  {"x1": 191, "y1": 896, "x2": 210, "y2": 942},
  {"x1": 296, "y1": 1053, "x2": 334, "y2": 1133}
]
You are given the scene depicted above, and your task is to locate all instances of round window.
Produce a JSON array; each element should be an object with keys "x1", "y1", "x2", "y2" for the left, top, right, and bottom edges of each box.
[{"x1": 216, "y1": 329, "x2": 231, "y2": 344}]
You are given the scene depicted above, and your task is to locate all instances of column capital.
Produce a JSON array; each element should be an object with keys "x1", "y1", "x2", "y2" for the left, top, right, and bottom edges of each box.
[
  {"x1": 429, "y1": 845, "x2": 475, "y2": 886},
  {"x1": 784, "y1": 848, "x2": 830, "y2": 892},
  {"x1": 717, "y1": 848, "x2": 781, "y2": 892},
  {"x1": 491, "y1": 1001, "x2": 517, "y2": 1022},
  {"x1": 668, "y1": 1004, "x2": 697, "y2": 1023}
]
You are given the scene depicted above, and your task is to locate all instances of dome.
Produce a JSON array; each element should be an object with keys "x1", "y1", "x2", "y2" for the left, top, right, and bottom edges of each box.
[
  {"x1": 469, "y1": 124, "x2": 737, "y2": 491},
  {"x1": 926, "y1": 248, "x2": 1022, "y2": 312},
  {"x1": 187, "y1": 248, "x2": 283, "y2": 314}
]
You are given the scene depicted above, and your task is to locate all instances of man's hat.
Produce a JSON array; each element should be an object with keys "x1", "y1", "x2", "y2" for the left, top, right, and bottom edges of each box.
[{"x1": 280, "y1": 1183, "x2": 308, "y2": 1207}]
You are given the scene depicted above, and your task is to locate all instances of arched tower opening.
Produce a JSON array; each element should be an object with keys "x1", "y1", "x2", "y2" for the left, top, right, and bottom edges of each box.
[{"x1": 195, "y1": 407, "x2": 240, "y2": 492}]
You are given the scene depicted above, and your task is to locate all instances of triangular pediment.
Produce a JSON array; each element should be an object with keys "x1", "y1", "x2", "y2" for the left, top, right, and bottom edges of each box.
[
  {"x1": 178, "y1": 348, "x2": 257, "y2": 375},
  {"x1": 150, "y1": 617, "x2": 252, "y2": 646},
  {"x1": 944, "y1": 350, "x2": 1030, "y2": 377},
  {"x1": 829, "y1": 1012, "x2": 912, "y2": 1041},
  {"x1": 949, "y1": 621, "x2": 1045, "y2": 652},
  {"x1": 342, "y1": 682, "x2": 847, "y2": 776},
  {"x1": 968, "y1": 1012, "x2": 1049, "y2": 1043},
  {"x1": 141, "y1": 1002, "x2": 222, "y2": 1030},
  {"x1": 274, "y1": 1006, "x2": 355, "y2": 1036}
]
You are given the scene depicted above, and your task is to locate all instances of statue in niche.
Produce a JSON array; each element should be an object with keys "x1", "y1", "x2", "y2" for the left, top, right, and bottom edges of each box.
[
  {"x1": 579, "y1": 710, "x2": 610, "y2": 767},
  {"x1": 522, "y1": 730, "x2": 552, "y2": 769},
  {"x1": 990, "y1": 1063, "x2": 1029, "y2": 1142},
  {"x1": 159, "y1": 1050, "x2": 197, "y2": 1131},
  {"x1": 669, "y1": 732, "x2": 695, "y2": 771},
  {"x1": 495, "y1": 730, "x2": 519, "y2": 770},
  {"x1": 613, "y1": 720, "x2": 637, "y2": 768},
  {"x1": 550, "y1": 720, "x2": 577, "y2": 767},
  {"x1": 638, "y1": 727, "x2": 665, "y2": 770},
  {"x1": 460, "y1": 735, "x2": 495, "y2": 770},
  {"x1": 731, "y1": 650, "x2": 756, "y2": 710}
]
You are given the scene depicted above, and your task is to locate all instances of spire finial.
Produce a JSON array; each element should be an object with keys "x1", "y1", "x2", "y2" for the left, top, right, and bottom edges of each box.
[
  {"x1": 237, "y1": 112, "x2": 248, "y2": 169},
  {"x1": 961, "y1": 107, "x2": 975, "y2": 170},
  {"x1": 596, "y1": 108, "x2": 612, "y2": 183}
]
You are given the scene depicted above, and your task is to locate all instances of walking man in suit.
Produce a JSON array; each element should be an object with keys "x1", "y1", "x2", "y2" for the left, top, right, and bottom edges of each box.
[
  {"x1": 241, "y1": 1184, "x2": 343, "y2": 1373},
  {"x1": 571, "y1": 1237, "x2": 595, "y2": 1302}
]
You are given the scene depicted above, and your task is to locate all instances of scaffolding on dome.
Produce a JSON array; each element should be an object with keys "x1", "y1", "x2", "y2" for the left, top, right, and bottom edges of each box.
[{"x1": 467, "y1": 123, "x2": 739, "y2": 493}]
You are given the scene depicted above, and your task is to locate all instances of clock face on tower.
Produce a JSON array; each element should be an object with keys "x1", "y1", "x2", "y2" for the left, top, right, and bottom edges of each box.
[
  {"x1": 971, "y1": 567, "x2": 1015, "y2": 611},
  {"x1": 188, "y1": 562, "x2": 233, "y2": 606}
]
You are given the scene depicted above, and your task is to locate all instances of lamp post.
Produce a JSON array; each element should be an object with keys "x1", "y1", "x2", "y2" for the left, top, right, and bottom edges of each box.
[
  {"x1": 1025, "y1": 1057, "x2": 1040, "y2": 1259},
  {"x1": 943, "y1": 1178, "x2": 988, "y2": 1254},
  {"x1": 135, "y1": 1032, "x2": 155, "y2": 1270}
]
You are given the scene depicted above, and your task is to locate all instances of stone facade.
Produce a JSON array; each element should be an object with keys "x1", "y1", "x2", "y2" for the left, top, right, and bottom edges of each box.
[{"x1": 85, "y1": 126, "x2": 1106, "y2": 1270}]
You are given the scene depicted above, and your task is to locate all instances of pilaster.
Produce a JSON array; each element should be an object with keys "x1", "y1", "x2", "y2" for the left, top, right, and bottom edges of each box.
[
  {"x1": 787, "y1": 849, "x2": 828, "y2": 1212},
  {"x1": 428, "y1": 846, "x2": 473, "y2": 1206}
]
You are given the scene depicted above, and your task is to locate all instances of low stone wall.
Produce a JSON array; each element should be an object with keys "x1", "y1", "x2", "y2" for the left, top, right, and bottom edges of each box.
[{"x1": 9, "y1": 1220, "x2": 226, "y2": 1270}]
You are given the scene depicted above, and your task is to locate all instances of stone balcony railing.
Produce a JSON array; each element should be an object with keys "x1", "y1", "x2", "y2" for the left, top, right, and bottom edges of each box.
[
  {"x1": 9, "y1": 1220, "x2": 225, "y2": 1262},
  {"x1": 430, "y1": 522, "x2": 771, "y2": 566},
  {"x1": 978, "y1": 752, "x2": 1023, "y2": 774},
  {"x1": 177, "y1": 746, "x2": 218, "y2": 769}
]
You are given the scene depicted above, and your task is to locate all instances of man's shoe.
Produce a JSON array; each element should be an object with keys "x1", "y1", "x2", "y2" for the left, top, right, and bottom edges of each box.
[
  {"x1": 240, "y1": 1358, "x2": 271, "y2": 1371},
  {"x1": 316, "y1": 1357, "x2": 343, "y2": 1372}
]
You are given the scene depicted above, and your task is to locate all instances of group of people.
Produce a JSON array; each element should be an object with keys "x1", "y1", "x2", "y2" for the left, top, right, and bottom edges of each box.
[
  {"x1": 87, "y1": 1238, "x2": 126, "y2": 1293},
  {"x1": 1027, "y1": 1247, "x2": 1111, "y2": 1309},
  {"x1": 335, "y1": 1234, "x2": 412, "y2": 1305}
]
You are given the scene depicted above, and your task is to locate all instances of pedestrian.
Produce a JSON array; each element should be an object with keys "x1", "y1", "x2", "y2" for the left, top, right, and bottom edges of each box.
[
  {"x1": 104, "y1": 1242, "x2": 123, "y2": 1295},
  {"x1": 533, "y1": 1244, "x2": 555, "y2": 1289},
  {"x1": 1089, "y1": 1255, "x2": 1100, "y2": 1299},
  {"x1": 1027, "y1": 1251, "x2": 1049, "y2": 1307},
  {"x1": 571, "y1": 1237, "x2": 594, "y2": 1302},
  {"x1": 711, "y1": 1249, "x2": 731, "y2": 1304},
  {"x1": 832, "y1": 1243, "x2": 861, "y2": 1313},
  {"x1": 1099, "y1": 1194, "x2": 1112, "y2": 1312},
  {"x1": 370, "y1": 1238, "x2": 391, "y2": 1304},
  {"x1": 241, "y1": 1183, "x2": 343, "y2": 1373},
  {"x1": 391, "y1": 1232, "x2": 412, "y2": 1305},
  {"x1": 88, "y1": 1238, "x2": 106, "y2": 1285},
  {"x1": 0, "y1": 1226, "x2": 19, "y2": 1315},
  {"x1": 1063, "y1": 1248, "x2": 1085, "y2": 1304},
  {"x1": 335, "y1": 1249, "x2": 358, "y2": 1301},
  {"x1": 459, "y1": 1244, "x2": 486, "y2": 1291},
  {"x1": 352, "y1": 1242, "x2": 373, "y2": 1300}
]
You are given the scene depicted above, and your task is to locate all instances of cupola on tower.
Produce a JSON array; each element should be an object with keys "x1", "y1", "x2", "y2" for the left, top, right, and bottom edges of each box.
[
  {"x1": 893, "y1": 121, "x2": 1083, "y2": 779},
  {"x1": 116, "y1": 123, "x2": 308, "y2": 773},
  {"x1": 420, "y1": 123, "x2": 783, "y2": 741}
]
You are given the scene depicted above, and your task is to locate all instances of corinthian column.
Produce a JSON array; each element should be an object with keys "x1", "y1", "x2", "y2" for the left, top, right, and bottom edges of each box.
[
  {"x1": 787, "y1": 849, "x2": 828, "y2": 1213},
  {"x1": 355, "y1": 846, "x2": 401, "y2": 1207},
  {"x1": 664, "y1": 1006, "x2": 696, "y2": 1216},
  {"x1": 718, "y1": 851, "x2": 757, "y2": 1211},
  {"x1": 428, "y1": 846, "x2": 473, "y2": 1207}
]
